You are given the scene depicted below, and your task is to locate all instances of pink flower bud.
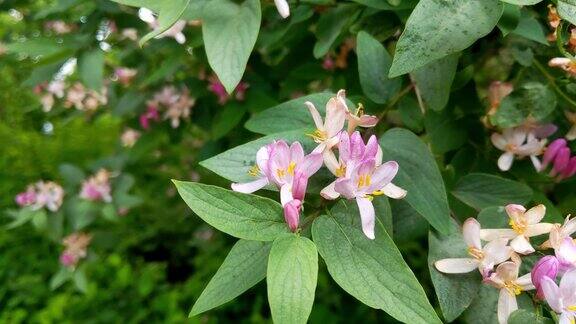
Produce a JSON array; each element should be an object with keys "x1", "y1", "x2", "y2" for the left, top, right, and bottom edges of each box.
[
  {"x1": 15, "y1": 190, "x2": 36, "y2": 207},
  {"x1": 60, "y1": 251, "x2": 77, "y2": 267},
  {"x1": 531, "y1": 256, "x2": 559, "y2": 299},
  {"x1": 543, "y1": 138, "x2": 567, "y2": 169},
  {"x1": 561, "y1": 156, "x2": 576, "y2": 179},
  {"x1": 291, "y1": 171, "x2": 308, "y2": 202},
  {"x1": 283, "y1": 199, "x2": 301, "y2": 232},
  {"x1": 551, "y1": 147, "x2": 571, "y2": 176}
]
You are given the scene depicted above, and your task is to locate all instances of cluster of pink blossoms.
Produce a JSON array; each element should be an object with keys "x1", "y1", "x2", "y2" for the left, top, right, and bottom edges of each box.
[
  {"x1": 541, "y1": 138, "x2": 576, "y2": 181},
  {"x1": 35, "y1": 81, "x2": 107, "y2": 112},
  {"x1": 79, "y1": 169, "x2": 113, "y2": 203},
  {"x1": 15, "y1": 181, "x2": 65, "y2": 212},
  {"x1": 140, "y1": 86, "x2": 195, "y2": 129},
  {"x1": 435, "y1": 204, "x2": 576, "y2": 323},
  {"x1": 232, "y1": 90, "x2": 406, "y2": 239},
  {"x1": 207, "y1": 75, "x2": 249, "y2": 105},
  {"x1": 60, "y1": 232, "x2": 92, "y2": 269}
]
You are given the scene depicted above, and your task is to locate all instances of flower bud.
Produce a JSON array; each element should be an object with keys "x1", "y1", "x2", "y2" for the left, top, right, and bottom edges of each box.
[
  {"x1": 542, "y1": 138, "x2": 567, "y2": 169},
  {"x1": 283, "y1": 199, "x2": 301, "y2": 232},
  {"x1": 531, "y1": 255, "x2": 559, "y2": 299}
]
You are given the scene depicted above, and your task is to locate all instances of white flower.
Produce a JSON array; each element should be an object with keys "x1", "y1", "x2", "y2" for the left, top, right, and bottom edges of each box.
[
  {"x1": 274, "y1": 0, "x2": 290, "y2": 18},
  {"x1": 491, "y1": 127, "x2": 546, "y2": 171}
]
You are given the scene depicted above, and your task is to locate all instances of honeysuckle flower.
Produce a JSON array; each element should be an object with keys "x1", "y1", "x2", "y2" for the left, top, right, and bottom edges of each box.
[
  {"x1": 283, "y1": 199, "x2": 301, "y2": 232},
  {"x1": 15, "y1": 186, "x2": 37, "y2": 207},
  {"x1": 343, "y1": 102, "x2": 378, "y2": 134},
  {"x1": 60, "y1": 232, "x2": 92, "y2": 269},
  {"x1": 541, "y1": 216, "x2": 576, "y2": 250},
  {"x1": 556, "y1": 238, "x2": 576, "y2": 272},
  {"x1": 435, "y1": 218, "x2": 512, "y2": 277},
  {"x1": 305, "y1": 92, "x2": 346, "y2": 154},
  {"x1": 138, "y1": 8, "x2": 186, "y2": 44},
  {"x1": 543, "y1": 138, "x2": 568, "y2": 170},
  {"x1": 519, "y1": 118, "x2": 557, "y2": 139},
  {"x1": 114, "y1": 68, "x2": 137, "y2": 86},
  {"x1": 64, "y1": 83, "x2": 107, "y2": 111},
  {"x1": 140, "y1": 103, "x2": 160, "y2": 130},
  {"x1": 565, "y1": 112, "x2": 576, "y2": 141},
  {"x1": 163, "y1": 88, "x2": 195, "y2": 128},
  {"x1": 329, "y1": 158, "x2": 405, "y2": 239},
  {"x1": 121, "y1": 128, "x2": 141, "y2": 148},
  {"x1": 540, "y1": 138, "x2": 576, "y2": 180},
  {"x1": 274, "y1": 0, "x2": 290, "y2": 18},
  {"x1": 322, "y1": 55, "x2": 335, "y2": 71},
  {"x1": 549, "y1": 57, "x2": 576, "y2": 78},
  {"x1": 485, "y1": 261, "x2": 534, "y2": 324},
  {"x1": 487, "y1": 81, "x2": 513, "y2": 116},
  {"x1": 541, "y1": 269, "x2": 576, "y2": 324},
  {"x1": 548, "y1": 5, "x2": 561, "y2": 41},
  {"x1": 531, "y1": 256, "x2": 559, "y2": 299},
  {"x1": 80, "y1": 169, "x2": 112, "y2": 203},
  {"x1": 480, "y1": 204, "x2": 554, "y2": 255},
  {"x1": 34, "y1": 181, "x2": 64, "y2": 212},
  {"x1": 491, "y1": 127, "x2": 546, "y2": 171},
  {"x1": 231, "y1": 141, "x2": 323, "y2": 205}
]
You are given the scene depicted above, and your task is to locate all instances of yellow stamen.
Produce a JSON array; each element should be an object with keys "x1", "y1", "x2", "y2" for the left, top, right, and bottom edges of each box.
[
  {"x1": 467, "y1": 247, "x2": 484, "y2": 260},
  {"x1": 335, "y1": 164, "x2": 346, "y2": 177},
  {"x1": 287, "y1": 162, "x2": 296, "y2": 176},
  {"x1": 357, "y1": 174, "x2": 371, "y2": 188},
  {"x1": 568, "y1": 305, "x2": 576, "y2": 311},
  {"x1": 355, "y1": 103, "x2": 365, "y2": 117},
  {"x1": 276, "y1": 169, "x2": 285, "y2": 178},
  {"x1": 371, "y1": 190, "x2": 385, "y2": 196},
  {"x1": 306, "y1": 129, "x2": 327, "y2": 143},
  {"x1": 248, "y1": 165, "x2": 260, "y2": 177},
  {"x1": 504, "y1": 281, "x2": 522, "y2": 296},
  {"x1": 509, "y1": 219, "x2": 528, "y2": 235}
]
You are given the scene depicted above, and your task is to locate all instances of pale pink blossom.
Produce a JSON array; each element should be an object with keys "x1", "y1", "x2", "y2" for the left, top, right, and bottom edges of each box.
[
  {"x1": 491, "y1": 127, "x2": 546, "y2": 171},
  {"x1": 163, "y1": 88, "x2": 195, "y2": 128},
  {"x1": 541, "y1": 269, "x2": 576, "y2": 324},
  {"x1": 140, "y1": 103, "x2": 160, "y2": 130},
  {"x1": 80, "y1": 169, "x2": 112, "y2": 203},
  {"x1": 114, "y1": 68, "x2": 138, "y2": 86},
  {"x1": 15, "y1": 186, "x2": 37, "y2": 207},
  {"x1": 334, "y1": 90, "x2": 379, "y2": 134},
  {"x1": 16, "y1": 181, "x2": 64, "y2": 211},
  {"x1": 208, "y1": 75, "x2": 249, "y2": 105},
  {"x1": 60, "y1": 232, "x2": 92, "y2": 268},
  {"x1": 44, "y1": 20, "x2": 74, "y2": 34},
  {"x1": 435, "y1": 218, "x2": 512, "y2": 277},
  {"x1": 531, "y1": 256, "x2": 559, "y2": 299},
  {"x1": 480, "y1": 204, "x2": 554, "y2": 255},
  {"x1": 549, "y1": 57, "x2": 576, "y2": 77},
  {"x1": 485, "y1": 261, "x2": 534, "y2": 324},
  {"x1": 541, "y1": 216, "x2": 576, "y2": 250},
  {"x1": 121, "y1": 28, "x2": 138, "y2": 41},
  {"x1": 556, "y1": 238, "x2": 576, "y2": 272},
  {"x1": 305, "y1": 91, "x2": 347, "y2": 153},
  {"x1": 121, "y1": 128, "x2": 141, "y2": 147},
  {"x1": 487, "y1": 81, "x2": 513, "y2": 116}
]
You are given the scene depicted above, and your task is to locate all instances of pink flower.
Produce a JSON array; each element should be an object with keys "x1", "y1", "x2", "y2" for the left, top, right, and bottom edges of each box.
[
  {"x1": 139, "y1": 103, "x2": 160, "y2": 130},
  {"x1": 549, "y1": 57, "x2": 576, "y2": 77},
  {"x1": 541, "y1": 216, "x2": 576, "y2": 250},
  {"x1": 531, "y1": 256, "x2": 559, "y2": 299},
  {"x1": 208, "y1": 75, "x2": 249, "y2": 105},
  {"x1": 80, "y1": 169, "x2": 112, "y2": 203},
  {"x1": 305, "y1": 91, "x2": 347, "y2": 153},
  {"x1": 15, "y1": 186, "x2": 37, "y2": 207},
  {"x1": 121, "y1": 128, "x2": 141, "y2": 148},
  {"x1": 435, "y1": 218, "x2": 512, "y2": 277},
  {"x1": 234, "y1": 82, "x2": 249, "y2": 102},
  {"x1": 322, "y1": 55, "x2": 335, "y2": 71},
  {"x1": 60, "y1": 232, "x2": 92, "y2": 269},
  {"x1": 283, "y1": 199, "x2": 301, "y2": 232},
  {"x1": 33, "y1": 181, "x2": 65, "y2": 212},
  {"x1": 540, "y1": 138, "x2": 576, "y2": 180},
  {"x1": 543, "y1": 139, "x2": 568, "y2": 170},
  {"x1": 556, "y1": 238, "x2": 576, "y2": 272},
  {"x1": 541, "y1": 269, "x2": 576, "y2": 324},
  {"x1": 114, "y1": 68, "x2": 138, "y2": 86}
]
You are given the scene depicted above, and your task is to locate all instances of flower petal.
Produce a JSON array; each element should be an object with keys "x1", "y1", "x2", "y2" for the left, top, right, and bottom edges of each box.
[
  {"x1": 381, "y1": 183, "x2": 407, "y2": 199},
  {"x1": 333, "y1": 177, "x2": 356, "y2": 199},
  {"x1": 356, "y1": 196, "x2": 376, "y2": 239},
  {"x1": 484, "y1": 238, "x2": 513, "y2": 265},
  {"x1": 338, "y1": 131, "x2": 351, "y2": 162},
  {"x1": 541, "y1": 277, "x2": 562, "y2": 312},
  {"x1": 305, "y1": 101, "x2": 324, "y2": 131},
  {"x1": 463, "y1": 218, "x2": 482, "y2": 249},
  {"x1": 510, "y1": 235, "x2": 535, "y2": 255},
  {"x1": 368, "y1": 161, "x2": 399, "y2": 192},
  {"x1": 516, "y1": 273, "x2": 534, "y2": 290},
  {"x1": 231, "y1": 177, "x2": 268, "y2": 194},
  {"x1": 560, "y1": 269, "x2": 576, "y2": 304},
  {"x1": 323, "y1": 149, "x2": 340, "y2": 176},
  {"x1": 320, "y1": 181, "x2": 340, "y2": 200},
  {"x1": 525, "y1": 204, "x2": 546, "y2": 224},
  {"x1": 497, "y1": 152, "x2": 515, "y2": 171},
  {"x1": 290, "y1": 142, "x2": 305, "y2": 164},
  {"x1": 491, "y1": 133, "x2": 508, "y2": 151},
  {"x1": 274, "y1": 0, "x2": 290, "y2": 18},
  {"x1": 283, "y1": 200, "x2": 300, "y2": 232},
  {"x1": 296, "y1": 152, "x2": 323, "y2": 177},
  {"x1": 525, "y1": 223, "x2": 554, "y2": 237},
  {"x1": 434, "y1": 258, "x2": 478, "y2": 274},
  {"x1": 357, "y1": 114, "x2": 378, "y2": 128},
  {"x1": 480, "y1": 229, "x2": 517, "y2": 241},
  {"x1": 280, "y1": 183, "x2": 293, "y2": 207},
  {"x1": 325, "y1": 98, "x2": 347, "y2": 137},
  {"x1": 497, "y1": 288, "x2": 518, "y2": 324}
]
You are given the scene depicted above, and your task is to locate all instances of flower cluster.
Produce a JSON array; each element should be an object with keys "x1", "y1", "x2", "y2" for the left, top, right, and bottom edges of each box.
[
  {"x1": 15, "y1": 181, "x2": 65, "y2": 212},
  {"x1": 60, "y1": 232, "x2": 92, "y2": 269},
  {"x1": 35, "y1": 80, "x2": 108, "y2": 112},
  {"x1": 114, "y1": 67, "x2": 138, "y2": 86},
  {"x1": 232, "y1": 90, "x2": 406, "y2": 239},
  {"x1": 140, "y1": 86, "x2": 196, "y2": 129},
  {"x1": 207, "y1": 75, "x2": 249, "y2": 105},
  {"x1": 435, "y1": 203, "x2": 576, "y2": 323},
  {"x1": 80, "y1": 169, "x2": 113, "y2": 203},
  {"x1": 541, "y1": 138, "x2": 576, "y2": 181}
]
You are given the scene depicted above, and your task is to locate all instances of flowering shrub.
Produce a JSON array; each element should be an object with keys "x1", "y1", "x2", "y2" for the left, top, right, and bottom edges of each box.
[{"x1": 3, "y1": 0, "x2": 576, "y2": 322}]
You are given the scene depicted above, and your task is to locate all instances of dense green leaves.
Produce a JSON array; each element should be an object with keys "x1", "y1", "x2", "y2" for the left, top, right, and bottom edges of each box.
[
  {"x1": 491, "y1": 83, "x2": 557, "y2": 128},
  {"x1": 173, "y1": 181, "x2": 288, "y2": 241},
  {"x1": 313, "y1": 4, "x2": 359, "y2": 58},
  {"x1": 312, "y1": 202, "x2": 441, "y2": 324},
  {"x1": 139, "y1": 0, "x2": 190, "y2": 46},
  {"x1": 191, "y1": 240, "x2": 271, "y2": 316},
  {"x1": 267, "y1": 234, "x2": 318, "y2": 324},
  {"x1": 379, "y1": 128, "x2": 451, "y2": 234},
  {"x1": 559, "y1": 0, "x2": 576, "y2": 26},
  {"x1": 78, "y1": 49, "x2": 105, "y2": 90},
  {"x1": 412, "y1": 54, "x2": 459, "y2": 111},
  {"x1": 428, "y1": 220, "x2": 481, "y2": 321},
  {"x1": 389, "y1": 0, "x2": 502, "y2": 77},
  {"x1": 452, "y1": 173, "x2": 533, "y2": 210},
  {"x1": 356, "y1": 31, "x2": 401, "y2": 104},
  {"x1": 202, "y1": 0, "x2": 261, "y2": 93}
]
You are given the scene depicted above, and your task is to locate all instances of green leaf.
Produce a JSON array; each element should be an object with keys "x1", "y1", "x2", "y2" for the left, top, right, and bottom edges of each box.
[
  {"x1": 191, "y1": 240, "x2": 271, "y2": 316},
  {"x1": 202, "y1": 0, "x2": 261, "y2": 93},
  {"x1": 424, "y1": 109, "x2": 467, "y2": 154},
  {"x1": 50, "y1": 267, "x2": 73, "y2": 290},
  {"x1": 312, "y1": 202, "x2": 441, "y2": 324},
  {"x1": 498, "y1": 3, "x2": 521, "y2": 36},
  {"x1": 313, "y1": 4, "x2": 359, "y2": 58},
  {"x1": 6, "y1": 38, "x2": 72, "y2": 57},
  {"x1": 245, "y1": 92, "x2": 351, "y2": 135},
  {"x1": 428, "y1": 219, "x2": 481, "y2": 322},
  {"x1": 34, "y1": 0, "x2": 82, "y2": 19},
  {"x1": 78, "y1": 49, "x2": 105, "y2": 90},
  {"x1": 389, "y1": 0, "x2": 502, "y2": 77},
  {"x1": 267, "y1": 234, "x2": 318, "y2": 324},
  {"x1": 477, "y1": 206, "x2": 509, "y2": 228},
  {"x1": 491, "y1": 82, "x2": 557, "y2": 128},
  {"x1": 558, "y1": 0, "x2": 576, "y2": 26},
  {"x1": 508, "y1": 309, "x2": 553, "y2": 324},
  {"x1": 139, "y1": 0, "x2": 191, "y2": 46},
  {"x1": 411, "y1": 54, "x2": 459, "y2": 111},
  {"x1": 511, "y1": 9, "x2": 548, "y2": 45},
  {"x1": 452, "y1": 173, "x2": 533, "y2": 210},
  {"x1": 374, "y1": 198, "x2": 393, "y2": 236},
  {"x1": 173, "y1": 181, "x2": 289, "y2": 241},
  {"x1": 211, "y1": 103, "x2": 246, "y2": 140},
  {"x1": 379, "y1": 128, "x2": 451, "y2": 234},
  {"x1": 59, "y1": 163, "x2": 85, "y2": 187},
  {"x1": 356, "y1": 31, "x2": 401, "y2": 104}
]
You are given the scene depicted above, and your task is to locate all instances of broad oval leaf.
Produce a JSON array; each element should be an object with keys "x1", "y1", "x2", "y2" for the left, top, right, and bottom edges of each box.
[
  {"x1": 452, "y1": 173, "x2": 533, "y2": 210},
  {"x1": 508, "y1": 309, "x2": 553, "y2": 324},
  {"x1": 379, "y1": 128, "x2": 451, "y2": 234},
  {"x1": 389, "y1": 0, "x2": 502, "y2": 77},
  {"x1": 267, "y1": 234, "x2": 318, "y2": 324},
  {"x1": 313, "y1": 4, "x2": 359, "y2": 59},
  {"x1": 559, "y1": 0, "x2": 576, "y2": 25},
  {"x1": 78, "y1": 49, "x2": 105, "y2": 90},
  {"x1": 202, "y1": 0, "x2": 261, "y2": 93},
  {"x1": 356, "y1": 31, "x2": 401, "y2": 104},
  {"x1": 312, "y1": 202, "x2": 441, "y2": 324},
  {"x1": 173, "y1": 181, "x2": 289, "y2": 241},
  {"x1": 139, "y1": 0, "x2": 190, "y2": 46},
  {"x1": 191, "y1": 240, "x2": 271, "y2": 316},
  {"x1": 491, "y1": 82, "x2": 556, "y2": 128},
  {"x1": 428, "y1": 219, "x2": 481, "y2": 322},
  {"x1": 245, "y1": 92, "x2": 339, "y2": 135},
  {"x1": 411, "y1": 54, "x2": 459, "y2": 111}
]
